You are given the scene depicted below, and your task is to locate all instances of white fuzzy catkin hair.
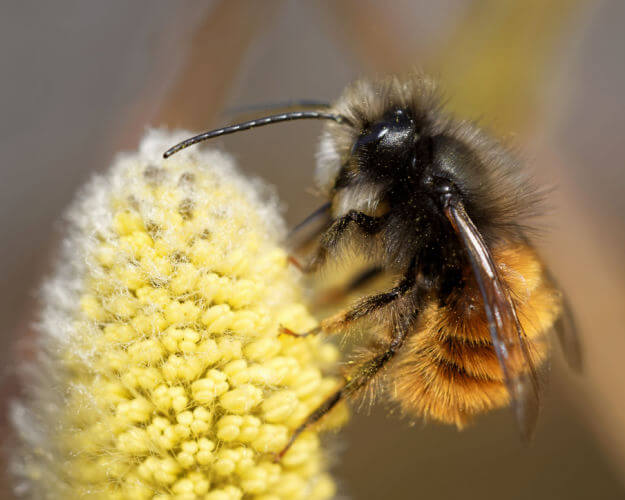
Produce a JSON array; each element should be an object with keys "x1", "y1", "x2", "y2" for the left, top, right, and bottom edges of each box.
[{"x1": 10, "y1": 130, "x2": 346, "y2": 499}]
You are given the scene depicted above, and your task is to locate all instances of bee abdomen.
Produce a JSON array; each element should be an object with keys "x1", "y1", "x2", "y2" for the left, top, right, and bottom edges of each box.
[
  {"x1": 389, "y1": 243, "x2": 558, "y2": 428},
  {"x1": 391, "y1": 331, "x2": 512, "y2": 428}
]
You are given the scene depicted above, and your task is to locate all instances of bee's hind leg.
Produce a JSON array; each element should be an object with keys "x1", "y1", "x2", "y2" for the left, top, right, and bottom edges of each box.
[{"x1": 275, "y1": 314, "x2": 413, "y2": 460}]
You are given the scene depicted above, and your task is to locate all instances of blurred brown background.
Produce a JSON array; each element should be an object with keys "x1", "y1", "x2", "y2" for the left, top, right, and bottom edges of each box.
[{"x1": 1, "y1": 1, "x2": 624, "y2": 498}]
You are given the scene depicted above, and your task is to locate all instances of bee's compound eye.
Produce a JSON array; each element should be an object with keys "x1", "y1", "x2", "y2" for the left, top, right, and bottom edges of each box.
[
  {"x1": 355, "y1": 122, "x2": 389, "y2": 148},
  {"x1": 374, "y1": 123, "x2": 390, "y2": 141}
]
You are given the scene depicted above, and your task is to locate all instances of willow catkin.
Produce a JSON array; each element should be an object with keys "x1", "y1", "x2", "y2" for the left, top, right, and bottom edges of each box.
[{"x1": 10, "y1": 130, "x2": 348, "y2": 500}]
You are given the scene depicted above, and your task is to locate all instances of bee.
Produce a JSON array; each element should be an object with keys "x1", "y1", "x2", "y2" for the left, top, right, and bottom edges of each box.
[{"x1": 164, "y1": 73, "x2": 582, "y2": 457}]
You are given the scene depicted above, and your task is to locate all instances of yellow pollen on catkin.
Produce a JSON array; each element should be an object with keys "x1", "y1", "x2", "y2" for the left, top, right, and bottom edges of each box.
[{"x1": 11, "y1": 131, "x2": 348, "y2": 500}]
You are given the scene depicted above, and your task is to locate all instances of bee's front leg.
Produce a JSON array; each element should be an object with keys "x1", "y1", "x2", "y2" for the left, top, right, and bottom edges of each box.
[{"x1": 289, "y1": 210, "x2": 382, "y2": 274}]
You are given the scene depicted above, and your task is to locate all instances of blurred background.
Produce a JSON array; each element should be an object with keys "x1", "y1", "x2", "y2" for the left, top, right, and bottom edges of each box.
[{"x1": 1, "y1": 1, "x2": 624, "y2": 498}]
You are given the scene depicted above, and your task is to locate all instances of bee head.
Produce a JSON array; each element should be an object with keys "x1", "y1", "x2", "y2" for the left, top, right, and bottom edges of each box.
[
  {"x1": 349, "y1": 108, "x2": 422, "y2": 174},
  {"x1": 352, "y1": 109, "x2": 415, "y2": 155},
  {"x1": 315, "y1": 74, "x2": 438, "y2": 194}
]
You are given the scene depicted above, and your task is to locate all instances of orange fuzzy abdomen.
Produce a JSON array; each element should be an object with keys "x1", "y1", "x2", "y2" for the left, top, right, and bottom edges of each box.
[{"x1": 390, "y1": 243, "x2": 560, "y2": 428}]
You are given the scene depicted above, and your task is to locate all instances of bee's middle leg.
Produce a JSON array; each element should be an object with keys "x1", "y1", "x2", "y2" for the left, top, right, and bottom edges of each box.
[{"x1": 281, "y1": 260, "x2": 415, "y2": 338}]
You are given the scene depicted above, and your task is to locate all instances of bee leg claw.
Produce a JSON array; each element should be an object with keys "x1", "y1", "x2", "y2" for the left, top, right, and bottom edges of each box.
[
  {"x1": 274, "y1": 435, "x2": 298, "y2": 463},
  {"x1": 287, "y1": 255, "x2": 304, "y2": 271},
  {"x1": 288, "y1": 254, "x2": 324, "y2": 274},
  {"x1": 279, "y1": 325, "x2": 321, "y2": 338},
  {"x1": 286, "y1": 255, "x2": 314, "y2": 274}
]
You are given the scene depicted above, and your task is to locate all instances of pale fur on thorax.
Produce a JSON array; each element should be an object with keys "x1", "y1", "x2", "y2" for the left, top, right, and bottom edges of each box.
[{"x1": 331, "y1": 183, "x2": 385, "y2": 218}]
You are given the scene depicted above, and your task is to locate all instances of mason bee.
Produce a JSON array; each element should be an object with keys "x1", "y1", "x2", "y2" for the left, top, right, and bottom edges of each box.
[{"x1": 164, "y1": 73, "x2": 581, "y2": 457}]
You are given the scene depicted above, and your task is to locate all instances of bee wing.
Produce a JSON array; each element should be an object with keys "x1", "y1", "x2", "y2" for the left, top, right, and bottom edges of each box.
[
  {"x1": 542, "y1": 270, "x2": 583, "y2": 372},
  {"x1": 553, "y1": 295, "x2": 583, "y2": 372},
  {"x1": 445, "y1": 201, "x2": 541, "y2": 442}
]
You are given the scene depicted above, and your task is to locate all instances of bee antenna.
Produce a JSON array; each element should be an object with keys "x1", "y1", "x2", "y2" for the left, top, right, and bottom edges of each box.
[
  {"x1": 163, "y1": 111, "x2": 349, "y2": 158},
  {"x1": 225, "y1": 100, "x2": 332, "y2": 116}
]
